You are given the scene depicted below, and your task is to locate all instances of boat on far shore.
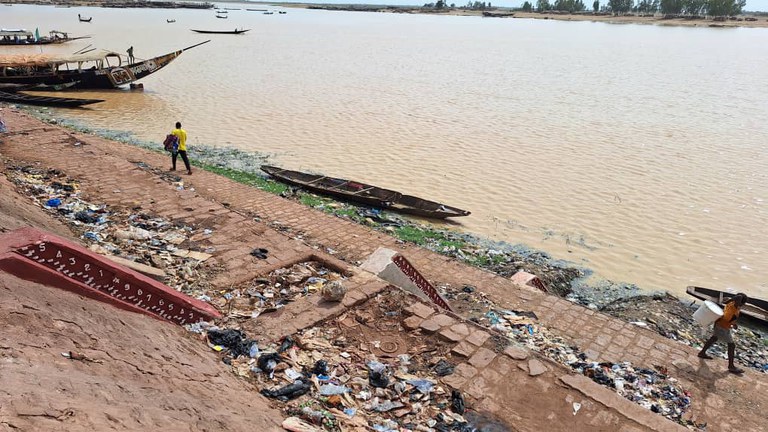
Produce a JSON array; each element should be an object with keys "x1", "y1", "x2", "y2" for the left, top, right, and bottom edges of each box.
[
  {"x1": 686, "y1": 286, "x2": 768, "y2": 324},
  {"x1": 261, "y1": 165, "x2": 471, "y2": 219},
  {"x1": 191, "y1": 28, "x2": 249, "y2": 34}
]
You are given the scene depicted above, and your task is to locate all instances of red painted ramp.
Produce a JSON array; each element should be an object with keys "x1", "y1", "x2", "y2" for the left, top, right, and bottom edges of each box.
[{"x1": 0, "y1": 227, "x2": 220, "y2": 325}]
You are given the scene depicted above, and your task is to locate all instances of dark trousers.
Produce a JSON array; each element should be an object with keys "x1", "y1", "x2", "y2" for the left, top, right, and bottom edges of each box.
[{"x1": 172, "y1": 150, "x2": 191, "y2": 172}]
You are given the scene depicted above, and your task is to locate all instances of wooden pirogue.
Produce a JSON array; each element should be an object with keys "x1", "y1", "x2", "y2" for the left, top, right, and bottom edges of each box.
[
  {"x1": 0, "y1": 40, "x2": 210, "y2": 89},
  {"x1": 261, "y1": 165, "x2": 471, "y2": 219},
  {"x1": 0, "y1": 91, "x2": 103, "y2": 107}
]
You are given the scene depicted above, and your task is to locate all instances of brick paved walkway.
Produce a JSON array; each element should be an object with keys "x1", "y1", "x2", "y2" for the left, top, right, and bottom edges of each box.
[{"x1": 1, "y1": 109, "x2": 766, "y2": 431}]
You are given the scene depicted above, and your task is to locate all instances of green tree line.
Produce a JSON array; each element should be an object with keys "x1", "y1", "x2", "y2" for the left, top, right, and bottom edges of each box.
[
  {"x1": 606, "y1": 0, "x2": 745, "y2": 15},
  {"x1": 523, "y1": 0, "x2": 744, "y2": 15}
]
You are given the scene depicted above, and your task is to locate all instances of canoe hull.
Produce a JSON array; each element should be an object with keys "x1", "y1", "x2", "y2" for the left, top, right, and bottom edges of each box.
[
  {"x1": 0, "y1": 91, "x2": 103, "y2": 107},
  {"x1": 261, "y1": 165, "x2": 470, "y2": 219}
]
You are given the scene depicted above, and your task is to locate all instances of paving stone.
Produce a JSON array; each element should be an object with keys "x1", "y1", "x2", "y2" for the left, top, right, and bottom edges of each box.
[
  {"x1": 450, "y1": 323, "x2": 471, "y2": 336},
  {"x1": 491, "y1": 356, "x2": 515, "y2": 376},
  {"x1": 637, "y1": 336, "x2": 654, "y2": 349},
  {"x1": 405, "y1": 302, "x2": 434, "y2": 319},
  {"x1": 583, "y1": 349, "x2": 600, "y2": 360},
  {"x1": 402, "y1": 315, "x2": 423, "y2": 331},
  {"x1": 594, "y1": 333, "x2": 612, "y2": 347},
  {"x1": 453, "y1": 363, "x2": 478, "y2": 379},
  {"x1": 613, "y1": 335, "x2": 632, "y2": 348},
  {"x1": 440, "y1": 373, "x2": 468, "y2": 390},
  {"x1": 451, "y1": 341, "x2": 477, "y2": 358},
  {"x1": 480, "y1": 368, "x2": 502, "y2": 383},
  {"x1": 504, "y1": 345, "x2": 529, "y2": 360},
  {"x1": 527, "y1": 359, "x2": 548, "y2": 377},
  {"x1": 438, "y1": 328, "x2": 464, "y2": 343},
  {"x1": 419, "y1": 318, "x2": 441, "y2": 333},
  {"x1": 465, "y1": 330, "x2": 490, "y2": 347},
  {"x1": 430, "y1": 313, "x2": 456, "y2": 328},
  {"x1": 468, "y1": 347, "x2": 497, "y2": 369},
  {"x1": 464, "y1": 375, "x2": 489, "y2": 400}
]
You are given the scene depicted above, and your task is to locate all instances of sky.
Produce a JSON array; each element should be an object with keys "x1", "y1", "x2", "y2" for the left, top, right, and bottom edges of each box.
[{"x1": 282, "y1": 0, "x2": 768, "y2": 11}]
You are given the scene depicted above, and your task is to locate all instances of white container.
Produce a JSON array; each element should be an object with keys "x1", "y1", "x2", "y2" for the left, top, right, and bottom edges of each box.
[{"x1": 693, "y1": 300, "x2": 723, "y2": 326}]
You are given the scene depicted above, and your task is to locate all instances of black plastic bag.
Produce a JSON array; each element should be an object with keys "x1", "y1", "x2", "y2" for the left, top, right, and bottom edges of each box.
[
  {"x1": 207, "y1": 329, "x2": 254, "y2": 358},
  {"x1": 257, "y1": 352, "x2": 283, "y2": 373},
  {"x1": 433, "y1": 359, "x2": 455, "y2": 377},
  {"x1": 260, "y1": 380, "x2": 311, "y2": 401},
  {"x1": 451, "y1": 389, "x2": 465, "y2": 414}
]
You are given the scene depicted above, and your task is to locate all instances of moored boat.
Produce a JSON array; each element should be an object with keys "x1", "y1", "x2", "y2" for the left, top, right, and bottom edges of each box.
[
  {"x1": 191, "y1": 29, "x2": 250, "y2": 34},
  {"x1": 0, "y1": 91, "x2": 103, "y2": 107},
  {"x1": 0, "y1": 29, "x2": 89, "y2": 46},
  {"x1": 260, "y1": 165, "x2": 471, "y2": 219},
  {"x1": 686, "y1": 286, "x2": 768, "y2": 324},
  {"x1": 0, "y1": 40, "x2": 210, "y2": 89}
]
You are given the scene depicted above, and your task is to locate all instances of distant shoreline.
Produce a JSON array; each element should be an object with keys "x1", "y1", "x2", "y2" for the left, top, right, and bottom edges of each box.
[
  {"x1": 1, "y1": 0, "x2": 766, "y2": 27},
  {"x1": 279, "y1": 3, "x2": 768, "y2": 28}
]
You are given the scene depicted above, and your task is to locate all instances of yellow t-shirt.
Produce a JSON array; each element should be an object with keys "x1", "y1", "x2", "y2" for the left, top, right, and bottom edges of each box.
[
  {"x1": 716, "y1": 302, "x2": 740, "y2": 329},
  {"x1": 171, "y1": 128, "x2": 187, "y2": 151}
]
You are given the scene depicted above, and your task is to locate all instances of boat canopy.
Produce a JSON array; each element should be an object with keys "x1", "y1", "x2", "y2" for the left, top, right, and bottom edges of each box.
[
  {"x1": 0, "y1": 30, "x2": 33, "y2": 37},
  {"x1": 0, "y1": 50, "x2": 122, "y2": 68}
]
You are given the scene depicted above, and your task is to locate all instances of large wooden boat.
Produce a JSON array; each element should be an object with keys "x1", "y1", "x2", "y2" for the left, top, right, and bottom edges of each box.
[
  {"x1": 0, "y1": 30, "x2": 90, "y2": 46},
  {"x1": 261, "y1": 165, "x2": 471, "y2": 219},
  {"x1": 686, "y1": 286, "x2": 768, "y2": 324},
  {"x1": 0, "y1": 91, "x2": 103, "y2": 107},
  {"x1": 0, "y1": 40, "x2": 210, "y2": 89},
  {"x1": 191, "y1": 29, "x2": 249, "y2": 34}
]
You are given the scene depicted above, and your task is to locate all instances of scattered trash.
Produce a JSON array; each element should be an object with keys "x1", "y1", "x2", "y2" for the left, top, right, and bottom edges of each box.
[
  {"x1": 572, "y1": 402, "x2": 581, "y2": 415},
  {"x1": 6, "y1": 165, "x2": 219, "y2": 297},
  {"x1": 261, "y1": 380, "x2": 311, "y2": 401},
  {"x1": 250, "y1": 247, "x2": 269, "y2": 259},
  {"x1": 450, "y1": 389, "x2": 465, "y2": 414},
  {"x1": 282, "y1": 416, "x2": 322, "y2": 432},
  {"x1": 433, "y1": 359, "x2": 455, "y2": 377},
  {"x1": 367, "y1": 361, "x2": 390, "y2": 388},
  {"x1": 61, "y1": 351, "x2": 103, "y2": 364},
  {"x1": 319, "y1": 384, "x2": 350, "y2": 395},
  {"x1": 257, "y1": 352, "x2": 283, "y2": 376},
  {"x1": 207, "y1": 329, "x2": 254, "y2": 358},
  {"x1": 45, "y1": 198, "x2": 61, "y2": 207},
  {"x1": 321, "y1": 280, "x2": 347, "y2": 302},
  {"x1": 312, "y1": 359, "x2": 328, "y2": 376}
]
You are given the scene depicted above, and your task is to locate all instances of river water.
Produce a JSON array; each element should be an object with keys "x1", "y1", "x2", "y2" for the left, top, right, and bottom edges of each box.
[{"x1": 2, "y1": 4, "x2": 767, "y2": 298}]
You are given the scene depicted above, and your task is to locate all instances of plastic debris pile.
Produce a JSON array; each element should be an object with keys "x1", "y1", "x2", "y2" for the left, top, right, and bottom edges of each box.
[
  {"x1": 439, "y1": 284, "x2": 700, "y2": 428},
  {"x1": 6, "y1": 165, "x2": 218, "y2": 296},
  {"x1": 210, "y1": 262, "x2": 346, "y2": 320},
  {"x1": 193, "y1": 291, "x2": 501, "y2": 432},
  {"x1": 494, "y1": 312, "x2": 698, "y2": 427}
]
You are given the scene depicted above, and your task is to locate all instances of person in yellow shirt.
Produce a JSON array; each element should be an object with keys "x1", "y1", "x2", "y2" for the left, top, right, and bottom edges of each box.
[
  {"x1": 170, "y1": 121, "x2": 191, "y2": 175},
  {"x1": 698, "y1": 293, "x2": 748, "y2": 374}
]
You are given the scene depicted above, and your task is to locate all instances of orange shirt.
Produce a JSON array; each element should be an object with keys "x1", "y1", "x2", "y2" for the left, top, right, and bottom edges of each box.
[{"x1": 715, "y1": 302, "x2": 740, "y2": 329}]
